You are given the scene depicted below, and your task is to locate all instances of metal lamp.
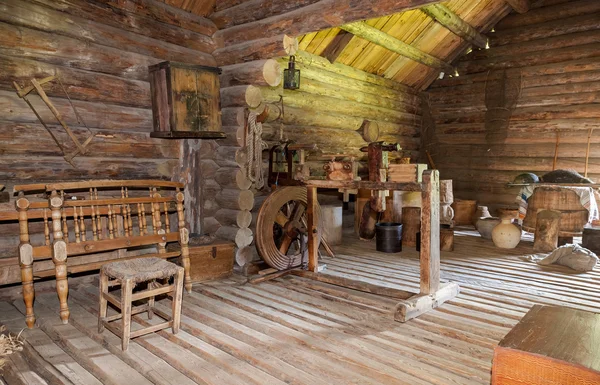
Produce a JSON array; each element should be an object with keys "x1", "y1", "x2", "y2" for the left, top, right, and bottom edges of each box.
[{"x1": 283, "y1": 55, "x2": 300, "y2": 90}]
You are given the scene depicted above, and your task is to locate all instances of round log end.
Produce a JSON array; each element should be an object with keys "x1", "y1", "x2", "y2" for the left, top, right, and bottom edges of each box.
[
  {"x1": 245, "y1": 85, "x2": 263, "y2": 108},
  {"x1": 263, "y1": 59, "x2": 282, "y2": 87}
]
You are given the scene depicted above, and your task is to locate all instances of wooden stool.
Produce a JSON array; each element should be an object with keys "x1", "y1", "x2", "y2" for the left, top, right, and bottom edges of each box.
[{"x1": 98, "y1": 257, "x2": 184, "y2": 350}]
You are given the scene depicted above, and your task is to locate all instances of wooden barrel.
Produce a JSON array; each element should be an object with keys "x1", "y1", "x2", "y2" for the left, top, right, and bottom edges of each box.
[
  {"x1": 522, "y1": 187, "x2": 589, "y2": 236},
  {"x1": 401, "y1": 207, "x2": 421, "y2": 247},
  {"x1": 452, "y1": 199, "x2": 477, "y2": 226},
  {"x1": 322, "y1": 205, "x2": 343, "y2": 245}
]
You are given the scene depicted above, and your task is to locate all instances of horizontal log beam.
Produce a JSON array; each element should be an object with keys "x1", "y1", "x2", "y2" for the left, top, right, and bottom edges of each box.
[
  {"x1": 339, "y1": 21, "x2": 455, "y2": 73},
  {"x1": 421, "y1": 4, "x2": 488, "y2": 48},
  {"x1": 214, "y1": 0, "x2": 442, "y2": 49},
  {"x1": 504, "y1": 0, "x2": 530, "y2": 14},
  {"x1": 496, "y1": 0, "x2": 600, "y2": 30}
]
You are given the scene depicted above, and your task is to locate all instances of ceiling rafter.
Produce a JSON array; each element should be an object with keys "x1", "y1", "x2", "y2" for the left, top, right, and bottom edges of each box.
[
  {"x1": 321, "y1": 30, "x2": 354, "y2": 63},
  {"x1": 339, "y1": 21, "x2": 456, "y2": 74},
  {"x1": 504, "y1": 0, "x2": 530, "y2": 14},
  {"x1": 421, "y1": 4, "x2": 488, "y2": 49}
]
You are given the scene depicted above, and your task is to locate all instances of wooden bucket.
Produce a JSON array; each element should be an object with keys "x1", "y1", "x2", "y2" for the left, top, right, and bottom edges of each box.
[
  {"x1": 522, "y1": 187, "x2": 589, "y2": 236},
  {"x1": 452, "y1": 199, "x2": 477, "y2": 226}
]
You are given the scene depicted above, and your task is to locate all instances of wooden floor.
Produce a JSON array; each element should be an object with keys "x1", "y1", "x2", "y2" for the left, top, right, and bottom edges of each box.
[{"x1": 2, "y1": 229, "x2": 598, "y2": 385}]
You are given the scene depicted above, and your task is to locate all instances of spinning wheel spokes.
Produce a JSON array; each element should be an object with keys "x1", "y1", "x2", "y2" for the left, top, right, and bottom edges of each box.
[{"x1": 256, "y1": 187, "x2": 322, "y2": 270}]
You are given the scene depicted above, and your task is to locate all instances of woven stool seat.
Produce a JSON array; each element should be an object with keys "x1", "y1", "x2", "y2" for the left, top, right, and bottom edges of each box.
[
  {"x1": 102, "y1": 258, "x2": 181, "y2": 283},
  {"x1": 99, "y1": 256, "x2": 184, "y2": 350}
]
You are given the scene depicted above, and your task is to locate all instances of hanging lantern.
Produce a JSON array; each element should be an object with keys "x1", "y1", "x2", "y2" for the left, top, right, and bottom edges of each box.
[{"x1": 283, "y1": 55, "x2": 300, "y2": 90}]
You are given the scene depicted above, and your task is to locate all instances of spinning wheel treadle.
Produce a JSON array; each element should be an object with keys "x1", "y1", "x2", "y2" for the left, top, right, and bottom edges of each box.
[{"x1": 256, "y1": 187, "x2": 323, "y2": 270}]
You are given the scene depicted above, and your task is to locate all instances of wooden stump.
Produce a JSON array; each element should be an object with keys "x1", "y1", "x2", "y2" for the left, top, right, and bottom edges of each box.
[
  {"x1": 452, "y1": 199, "x2": 476, "y2": 226},
  {"x1": 359, "y1": 201, "x2": 378, "y2": 240},
  {"x1": 440, "y1": 228, "x2": 454, "y2": 252},
  {"x1": 582, "y1": 227, "x2": 600, "y2": 255},
  {"x1": 401, "y1": 207, "x2": 421, "y2": 247},
  {"x1": 533, "y1": 210, "x2": 561, "y2": 252},
  {"x1": 322, "y1": 205, "x2": 343, "y2": 245}
]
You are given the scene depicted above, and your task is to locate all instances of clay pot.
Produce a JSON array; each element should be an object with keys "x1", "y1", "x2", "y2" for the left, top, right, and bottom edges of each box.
[
  {"x1": 476, "y1": 217, "x2": 501, "y2": 240},
  {"x1": 472, "y1": 205, "x2": 491, "y2": 225},
  {"x1": 492, "y1": 218, "x2": 522, "y2": 249}
]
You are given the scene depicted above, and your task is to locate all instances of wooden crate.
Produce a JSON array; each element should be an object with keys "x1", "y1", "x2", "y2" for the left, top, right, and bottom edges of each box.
[
  {"x1": 492, "y1": 305, "x2": 600, "y2": 384},
  {"x1": 148, "y1": 61, "x2": 225, "y2": 139},
  {"x1": 388, "y1": 164, "x2": 428, "y2": 183},
  {"x1": 170, "y1": 241, "x2": 235, "y2": 282}
]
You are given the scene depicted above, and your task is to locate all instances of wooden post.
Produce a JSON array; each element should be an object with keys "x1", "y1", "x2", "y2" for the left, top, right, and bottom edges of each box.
[
  {"x1": 16, "y1": 194, "x2": 35, "y2": 328},
  {"x1": 533, "y1": 210, "x2": 561, "y2": 252},
  {"x1": 420, "y1": 170, "x2": 440, "y2": 294},
  {"x1": 176, "y1": 191, "x2": 192, "y2": 293},
  {"x1": 307, "y1": 186, "x2": 319, "y2": 272},
  {"x1": 49, "y1": 189, "x2": 69, "y2": 324}
]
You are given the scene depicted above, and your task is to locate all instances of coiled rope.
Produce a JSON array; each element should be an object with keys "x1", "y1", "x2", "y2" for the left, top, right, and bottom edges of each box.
[{"x1": 246, "y1": 111, "x2": 266, "y2": 189}]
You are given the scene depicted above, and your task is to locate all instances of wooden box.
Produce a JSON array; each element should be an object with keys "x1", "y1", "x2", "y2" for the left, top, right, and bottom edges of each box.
[
  {"x1": 170, "y1": 241, "x2": 235, "y2": 282},
  {"x1": 149, "y1": 61, "x2": 225, "y2": 139},
  {"x1": 492, "y1": 305, "x2": 600, "y2": 384},
  {"x1": 388, "y1": 164, "x2": 428, "y2": 183}
]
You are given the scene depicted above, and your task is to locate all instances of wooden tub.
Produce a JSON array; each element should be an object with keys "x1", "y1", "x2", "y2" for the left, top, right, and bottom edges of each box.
[{"x1": 522, "y1": 187, "x2": 589, "y2": 236}]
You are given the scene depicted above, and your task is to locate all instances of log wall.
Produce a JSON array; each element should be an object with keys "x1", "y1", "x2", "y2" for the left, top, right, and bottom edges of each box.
[
  {"x1": 425, "y1": 0, "x2": 600, "y2": 212},
  {"x1": 0, "y1": 0, "x2": 218, "y2": 263},
  {"x1": 213, "y1": 2, "x2": 426, "y2": 265}
]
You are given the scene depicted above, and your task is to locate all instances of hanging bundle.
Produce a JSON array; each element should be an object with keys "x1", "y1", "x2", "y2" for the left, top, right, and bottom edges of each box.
[{"x1": 246, "y1": 111, "x2": 266, "y2": 189}]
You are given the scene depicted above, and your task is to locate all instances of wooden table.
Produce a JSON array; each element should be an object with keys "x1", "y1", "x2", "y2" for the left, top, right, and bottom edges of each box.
[
  {"x1": 301, "y1": 169, "x2": 459, "y2": 322},
  {"x1": 492, "y1": 304, "x2": 600, "y2": 384}
]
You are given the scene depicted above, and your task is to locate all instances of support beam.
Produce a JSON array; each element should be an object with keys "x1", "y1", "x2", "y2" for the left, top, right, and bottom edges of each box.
[
  {"x1": 339, "y1": 21, "x2": 455, "y2": 74},
  {"x1": 322, "y1": 30, "x2": 355, "y2": 63},
  {"x1": 215, "y1": 0, "x2": 443, "y2": 48},
  {"x1": 421, "y1": 4, "x2": 488, "y2": 49},
  {"x1": 504, "y1": 0, "x2": 530, "y2": 13}
]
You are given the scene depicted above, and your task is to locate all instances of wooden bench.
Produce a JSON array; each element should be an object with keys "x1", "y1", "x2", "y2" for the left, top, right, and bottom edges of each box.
[{"x1": 13, "y1": 180, "x2": 191, "y2": 328}]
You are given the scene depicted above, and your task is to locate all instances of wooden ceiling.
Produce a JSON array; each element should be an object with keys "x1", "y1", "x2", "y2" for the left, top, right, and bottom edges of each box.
[
  {"x1": 160, "y1": 0, "x2": 215, "y2": 17},
  {"x1": 298, "y1": 0, "x2": 512, "y2": 90}
]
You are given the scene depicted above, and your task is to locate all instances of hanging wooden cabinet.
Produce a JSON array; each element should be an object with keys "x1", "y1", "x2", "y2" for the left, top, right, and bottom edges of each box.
[{"x1": 149, "y1": 61, "x2": 226, "y2": 139}]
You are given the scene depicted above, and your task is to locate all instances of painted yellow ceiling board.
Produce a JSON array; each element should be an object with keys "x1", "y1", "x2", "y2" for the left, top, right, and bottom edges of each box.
[
  {"x1": 305, "y1": 29, "x2": 333, "y2": 53},
  {"x1": 365, "y1": 10, "x2": 430, "y2": 75},
  {"x1": 299, "y1": 32, "x2": 319, "y2": 51},
  {"x1": 389, "y1": 0, "x2": 493, "y2": 83},
  {"x1": 336, "y1": 15, "x2": 394, "y2": 66},
  {"x1": 350, "y1": 13, "x2": 407, "y2": 71},
  {"x1": 312, "y1": 28, "x2": 345, "y2": 56},
  {"x1": 409, "y1": 0, "x2": 506, "y2": 89}
]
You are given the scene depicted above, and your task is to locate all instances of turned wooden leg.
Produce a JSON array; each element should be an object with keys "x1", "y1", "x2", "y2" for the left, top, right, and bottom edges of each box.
[
  {"x1": 54, "y1": 253, "x2": 69, "y2": 324},
  {"x1": 20, "y1": 257, "x2": 35, "y2": 329},
  {"x1": 180, "y1": 240, "x2": 192, "y2": 293},
  {"x1": 98, "y1": 271, "x2": 108, "y2": 333},
  {"x1": 17, "y1": 196, "x2": 35, "y2": 328},
  {"x1": 50, "y1": 191, "x2": 69, "y2": 324},
  {"x1": 171, "y1": 268, "x2": 184, "y2": 334},
  {"x1": 121, "y1": 279, "x2": 133, "y2": 351}
]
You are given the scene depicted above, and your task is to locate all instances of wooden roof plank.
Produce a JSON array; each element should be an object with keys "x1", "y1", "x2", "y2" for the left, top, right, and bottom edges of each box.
[
  {"x1": 421, "y1": 4, "x2": 488, "y2": 48},
  {"x1": 340, "y1": 21, "x2": 456, "y2": 73}
]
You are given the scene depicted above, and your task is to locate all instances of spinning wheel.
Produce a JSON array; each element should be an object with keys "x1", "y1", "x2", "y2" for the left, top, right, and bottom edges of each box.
[{"x1": 255, "y1": 187, "x2": 323, "y2": 270}]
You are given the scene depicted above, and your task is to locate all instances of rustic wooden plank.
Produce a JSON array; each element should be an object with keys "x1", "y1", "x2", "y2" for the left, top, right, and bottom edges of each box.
[{"x1": 0, "y1": 0, "x2": 215, "y2": 66}]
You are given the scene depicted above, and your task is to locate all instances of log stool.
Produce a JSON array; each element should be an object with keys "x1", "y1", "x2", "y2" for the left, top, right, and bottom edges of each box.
[
  {"x1": 533, "y1": 210, "x2": 561, "y2": 252},
  {"x1": 98, "y1": 257, "x2": 184, "y2": 351}
]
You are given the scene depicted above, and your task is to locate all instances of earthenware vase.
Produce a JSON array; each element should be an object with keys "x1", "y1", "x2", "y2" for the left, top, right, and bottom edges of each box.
[
  {"x1": 492, "y1": 218, "x2": 522, "y2": 249},
  {"x1": 472, "y1": 205, "x2": 491, "y2": 225},
  {"x1": 476, "y1": 217, "x2": 501, "y2": 240}
]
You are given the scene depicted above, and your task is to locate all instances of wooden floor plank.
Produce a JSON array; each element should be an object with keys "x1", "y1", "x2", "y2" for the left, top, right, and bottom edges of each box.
[{"x1": 4, "y1": 230, "x2": 599, "y2": 385}]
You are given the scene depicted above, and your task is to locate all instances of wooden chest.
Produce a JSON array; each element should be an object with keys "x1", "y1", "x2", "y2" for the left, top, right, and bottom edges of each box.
[
  {"x1": 148, "y1": 61, "x2": 225, "y2": 139},
  {"x1": 171, "y1": 241, "x2": 235, "y2": 283},
  {"x1": 492, "y1": 305, "x2": 600, "y2": 384}
]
